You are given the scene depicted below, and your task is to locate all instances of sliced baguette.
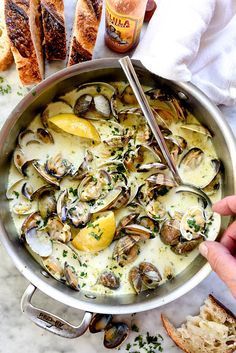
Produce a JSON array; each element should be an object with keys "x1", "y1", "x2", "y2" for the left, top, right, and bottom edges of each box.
[
  {"x1": 162, "y1": 295, "x2": 236, "y2": 353},
  {"x1": 40, "y1": 0, "x2": 66, "y2": 61},
  {"x1": 68, "y1": 0, "x2": 103, "y2": 66},
  {"x1": 0, "y1": 0, "x2": 13, "y2": 71},
  {"x1": 5, "y1": 0, "x2": 44, "y2": 85}
]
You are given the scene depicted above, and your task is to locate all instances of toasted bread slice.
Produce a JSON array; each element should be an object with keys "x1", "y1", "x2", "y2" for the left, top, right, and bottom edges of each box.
[
  {"x1": 0, "y1": 0, "x2": 13, "y2": 71},
  {"x1": 162, "y1": 295, "x2": 236, "y2": 353},
  {"x1": 68, "y1": 0, "x2": 103, "y2": 66},
  {"x1": 5, "y1": 0, "x2": 44, "y2": 85},
  {"x1": 41, "y1": 0, "x2": 66, "y2": 61}
]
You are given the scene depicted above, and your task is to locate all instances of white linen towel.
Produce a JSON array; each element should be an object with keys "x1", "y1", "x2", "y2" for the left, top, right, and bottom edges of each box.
[{"x1": 133, "y1": 0, "x2": 236, "y2": 106}]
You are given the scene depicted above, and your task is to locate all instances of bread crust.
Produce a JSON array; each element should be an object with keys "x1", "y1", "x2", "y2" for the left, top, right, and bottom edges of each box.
[
  {"x1": 5, "y1": 0, "x2": 44, "y2": 85},
  {"x1": 162, "y1": 295, "x2": 236, "y2": 353},
  {"x1": 0, "y1": 1, "x2": 13, "y2": 71},
  {"x1": 161, "y1": 314, "x2": 192, "y2": 353},
  {"x1": 68, "y1": 0, "x2": 102, "y2": 66},
  {"x1": 41, "y1": 0, "x2": 66, "y2": 61}
]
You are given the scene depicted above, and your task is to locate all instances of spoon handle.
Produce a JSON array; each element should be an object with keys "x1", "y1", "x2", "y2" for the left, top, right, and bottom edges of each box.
[{"x1": 119, "y1": 56, "x2": 182, "y2": 185}]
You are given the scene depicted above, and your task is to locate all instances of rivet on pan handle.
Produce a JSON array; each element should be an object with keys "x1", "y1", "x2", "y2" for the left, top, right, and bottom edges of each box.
[{"x1": 21, "y1": 284, "x2": 93, "y2": 339}]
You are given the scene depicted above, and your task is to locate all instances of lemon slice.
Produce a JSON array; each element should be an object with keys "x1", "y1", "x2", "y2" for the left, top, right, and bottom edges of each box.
[
  {"x1": 48, "y1": 113, "x2": 101, "y2": 142},
  {"x1": 72, "y1": 211, "x2": 116, "y2": 252}
]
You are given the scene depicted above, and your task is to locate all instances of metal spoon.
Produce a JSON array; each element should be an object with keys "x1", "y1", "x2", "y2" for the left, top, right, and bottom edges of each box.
[{"x1": 119, "y1": 56, "x2": 212, "y2": 207}]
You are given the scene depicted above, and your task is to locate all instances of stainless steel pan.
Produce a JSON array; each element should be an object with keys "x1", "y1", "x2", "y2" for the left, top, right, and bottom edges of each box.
[{"x1": 0, "y1": 59, "x2": 235, "y2": 338}]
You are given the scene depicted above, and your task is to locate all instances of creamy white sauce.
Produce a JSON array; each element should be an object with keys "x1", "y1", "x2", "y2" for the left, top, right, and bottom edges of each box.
[{"x1": 7, "y1": 83, "x2": 222, "y2": 296}]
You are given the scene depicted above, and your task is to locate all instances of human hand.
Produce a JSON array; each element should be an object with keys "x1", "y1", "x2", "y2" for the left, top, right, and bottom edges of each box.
[{"x1": 199, "y1": 195, "x2": 236, "y2": 298}]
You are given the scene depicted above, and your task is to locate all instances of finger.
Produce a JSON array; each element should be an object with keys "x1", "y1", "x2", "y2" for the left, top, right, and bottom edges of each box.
[
  {"x1": 212, "y1": 195, "x2": 236, "y2": 215},
  {"x1": 220, "y1": 220, "x2": 236, "y2": 254},
  {"x1": 199, "y1": 241, "x2": 236, "y2": 298}
]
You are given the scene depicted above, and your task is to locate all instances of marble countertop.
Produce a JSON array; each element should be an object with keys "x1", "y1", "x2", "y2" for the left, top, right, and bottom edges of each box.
[{"x1": 0, "y1": 2, "x2": 235, "y2": 352}]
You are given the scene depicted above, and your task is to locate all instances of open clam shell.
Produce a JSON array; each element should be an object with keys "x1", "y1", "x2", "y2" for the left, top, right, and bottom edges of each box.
[
  {"x1": 25, "y1": 228, "x2": 52, "y2": 257},
  {"x1": 89, "y1": 314, "x2": 113, "y2": 334},
  {"x1": 180, "y1": 206, "x2": 208, "y2": 241},
  {"x1": 104, "y1": 322, "x2": 129, "y2": 349}
]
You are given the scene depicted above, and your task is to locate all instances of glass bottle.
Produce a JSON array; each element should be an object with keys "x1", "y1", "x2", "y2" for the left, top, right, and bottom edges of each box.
[{"x1": 105, "y1": 0, "x2": 148, "y2": 53}]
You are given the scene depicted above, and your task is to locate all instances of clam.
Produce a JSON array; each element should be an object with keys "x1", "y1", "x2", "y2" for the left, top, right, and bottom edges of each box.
[
  {"x1": 21, "y1": 182, "x2": 34, "y2": 200},
  {"x1": 38, "y1": 190, "x2": 57, "y2": 219},
  {"x1": 70, "y1": 150, "x2": 93, "y2": 179},
  {"x1": 113, "y1": 235, "x2": 140, "y2": 266},
  {"x1": 64, "y1": 262, "x2": 80, "y2": 291},
  {"x1": 18, "y1": 129, "x2": 36, "y2": 148},
  {"x1": 160, "y1": 219, "x2": 181, "y2": 245},
  {"x1": 31, "y1": 185, "x2": 57, "y2": 201},
  {"x1": 89, "y1": 314, "x2": 113, "y2": 334},
  {"x1": 94, "y1": 94, "x2": 111, "y2": 118},
  {"x1": 67, "y1": 200, "x2": 91, "y2": 227},
  {"x1": 104, "y1": 135, "x2": 130, "y2": 148},
  {"x1": 12, "y1": 201, "x2": 33, "y2": 215},
  {"x1": 114, "y1": 213, "x2": 138, "y2": 240},
  {"x1": 41, "y1": 101, "x2": 73, "y2": 127},
  {"x1": 90, "y1": 188, "x2": 123, "y2": 213},
  {"x1": 146, "y1": 199, "x2": 167, "y2": 221},
  {"x1": 172, "y1": 238, "x2": 202, "y2": 255},
  {"x1": 180, "y1": 124, "x2": 212, "y2": 138},
  {"x1": 202, "y1": 172, "x2": 221, "y2": 196},
  {"x1": 46, "y1": 153, "x2": 71, "y2": 179},
  {"x1": 74, "y1": 94, "x2": 93, "y2": 115},
  {"x1": 25, "y1": 227, "x2": 52, "y2": 257},
  {"x1": 43, "y1": 256, "x2": 64, "y2": 280},
  {"x1": 146, "y1": 173, "x2": 177, "y2": 188},
  {"x1": 180, "y1": 206, "x2": 207, "y2": 241},
  {"x1": 124, "y1": 224, "x2": 152, "y2": 240},
  {"x1": 138, "y1": 216, "x2": 159, "y2": 235},
  {"x1": 42, "y1": 241, "x2": 80, "y2": 280},
  {"x1": 121, "y1": 85, "x2": 138, "y2": 105},
  {"x1": 104, "y1": 322, "x2": 129, "y2": 349},
  {"x1": 137, "y1": 162, "x2": 167, "y2": 172},
  {"x1": 124, "y1": 145, "x2": 162, "y2": 172},
  {"x1": 21, "y1": 212, "x2": 44, "y2": 237},
  {"x1": 62, "y1": 82, "x2": 117, "y2": 119},
  {"x1": 33, "y1": 161, "x2": 60, "y2": 187},
  {"x1": 13, "y1": 148, "x2": 34, "y2": 176},
  {"x1": 6, "y1": 178, "x2": 25, "y2": 200},
  {"x1": 99, "y1": 271, "x2": 120, "y2": 289},
  {"x1": 78, "y1": 170, "x2": 111, "y2": 202},
  {"x1": 179, "y1": 148, "x2": 204, "y2": 169},
  {"x1": 139, "y1": 262, "x2": 162, "y2": 289},
  {"x1": 129, "y1": 266, "x2": 142, "y2": 294},
  {"x1": 57, "y1": 189, "x2": 68, "y2": 222},
  {"x1": 36, "y1": 128, "x2": 54, "y2": 144},
  {"x1": 47, "y1": 216, "x2": 71, "y2": 243}
]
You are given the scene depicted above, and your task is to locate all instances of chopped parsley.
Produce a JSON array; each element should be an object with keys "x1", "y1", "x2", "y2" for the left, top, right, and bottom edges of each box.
[
  {"x1": 0, "y1": 76, "x2": 11, "y2": 95},
  {"x1": 126, "y1": 332, "x2": 164, "y2": 353},
  {"x1": 63, "y1": 250, "x2": 68, "y2": 257},
  {"x1": 69, "y1": 187, "x2": 78, "y2": 197},
  {"x1": 131, "y1": 323, "x2": 139, "y2": 332},
  {"x1": 13, "y1": 191, "x2": 19, "y2": 198},
  {"x1": 187, "y1": 218, "x2": 201, "y2": 232}
]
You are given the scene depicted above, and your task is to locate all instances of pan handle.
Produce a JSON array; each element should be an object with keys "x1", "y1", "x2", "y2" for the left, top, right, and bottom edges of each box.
[{"x1": 21, "y1": 284, "x2": 93, "y2": 338}]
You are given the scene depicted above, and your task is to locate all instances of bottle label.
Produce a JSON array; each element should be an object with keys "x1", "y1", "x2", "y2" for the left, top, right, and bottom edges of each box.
[{"x1": 105, "y1": 3, "x2": 142, "y2": 52}]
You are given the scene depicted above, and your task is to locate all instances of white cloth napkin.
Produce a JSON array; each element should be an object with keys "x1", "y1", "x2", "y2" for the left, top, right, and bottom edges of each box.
[{"x1": 133, "y1": 0, "x2": 236, "y2": 106}]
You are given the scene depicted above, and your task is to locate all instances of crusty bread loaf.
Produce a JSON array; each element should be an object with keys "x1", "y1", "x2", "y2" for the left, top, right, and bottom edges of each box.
[
  {"x1": 0, "y1": 0, "x2": 13, "y2": 71},
  {"x1": 40, "y1": 0, "x2": 66, "y2": 61},
  {"x1": 162, "y1": 295, "x2": 236, "y2": 353},
  {"x1": 68, "y1": 0, "x2": 103, "y2": 66},
  {"x1": 5, "y1": 0, "x2": 44, "y2": 85}
]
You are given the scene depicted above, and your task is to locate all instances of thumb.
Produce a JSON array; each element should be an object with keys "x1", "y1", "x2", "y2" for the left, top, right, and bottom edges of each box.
[{"x1": 199, "y1": 241, "x2": 236, "y2": 298}]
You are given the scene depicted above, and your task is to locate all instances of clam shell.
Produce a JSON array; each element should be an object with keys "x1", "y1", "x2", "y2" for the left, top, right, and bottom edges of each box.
[
  {"x1": 25, "y1": 228, "x2": 52, "y2": 257},
  {"x1": 89, "y1": 314, "x2": 113, "y2": 334},
  {"x1": 104, "y1": 322, "x2": 129, "y2": 349},
  {"x1": 99, "y1": 271, "x2": 120, "y2": 289}
]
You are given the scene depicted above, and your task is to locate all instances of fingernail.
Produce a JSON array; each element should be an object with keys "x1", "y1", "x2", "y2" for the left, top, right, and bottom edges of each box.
[{"x1": 199, "y1": 243, "x2": 208, "y2": 258}]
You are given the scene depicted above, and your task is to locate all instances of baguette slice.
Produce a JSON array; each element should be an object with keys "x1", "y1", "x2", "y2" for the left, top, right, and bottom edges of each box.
[
  {"x1": 0, "y1": 0, "x2": 13, "y2": 71},
  {"x1": 5, "y1": 0, "x2": 44, "y2": 85},
  {"x1": 41, "y1": 0, "x2": 66, "y2": 61},
  {"x1": 162, "y1": 295, "x2": 236, "y2": 353},
  {"x1": 68, "y1": 0, "x2": 103, "y2": 66}
]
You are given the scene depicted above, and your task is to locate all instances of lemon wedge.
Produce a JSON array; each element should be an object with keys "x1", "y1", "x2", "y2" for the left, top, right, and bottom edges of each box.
[
  {"x1": 48, "y1": 113, "x2": 101, "y2": 142},
  {"x1": 72, "y1": 211, "x2": 116, "y2": 252}
]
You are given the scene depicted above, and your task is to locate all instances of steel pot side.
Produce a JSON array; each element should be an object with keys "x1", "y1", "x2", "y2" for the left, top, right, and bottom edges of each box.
[{"x1": 0, "y1": 59, "x2": 235, "y2": 316}]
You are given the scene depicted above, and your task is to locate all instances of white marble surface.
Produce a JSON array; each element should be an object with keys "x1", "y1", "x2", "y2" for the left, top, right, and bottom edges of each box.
[{"x1": 0, "y1": 2, "x2": 236, "y2": 352}]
